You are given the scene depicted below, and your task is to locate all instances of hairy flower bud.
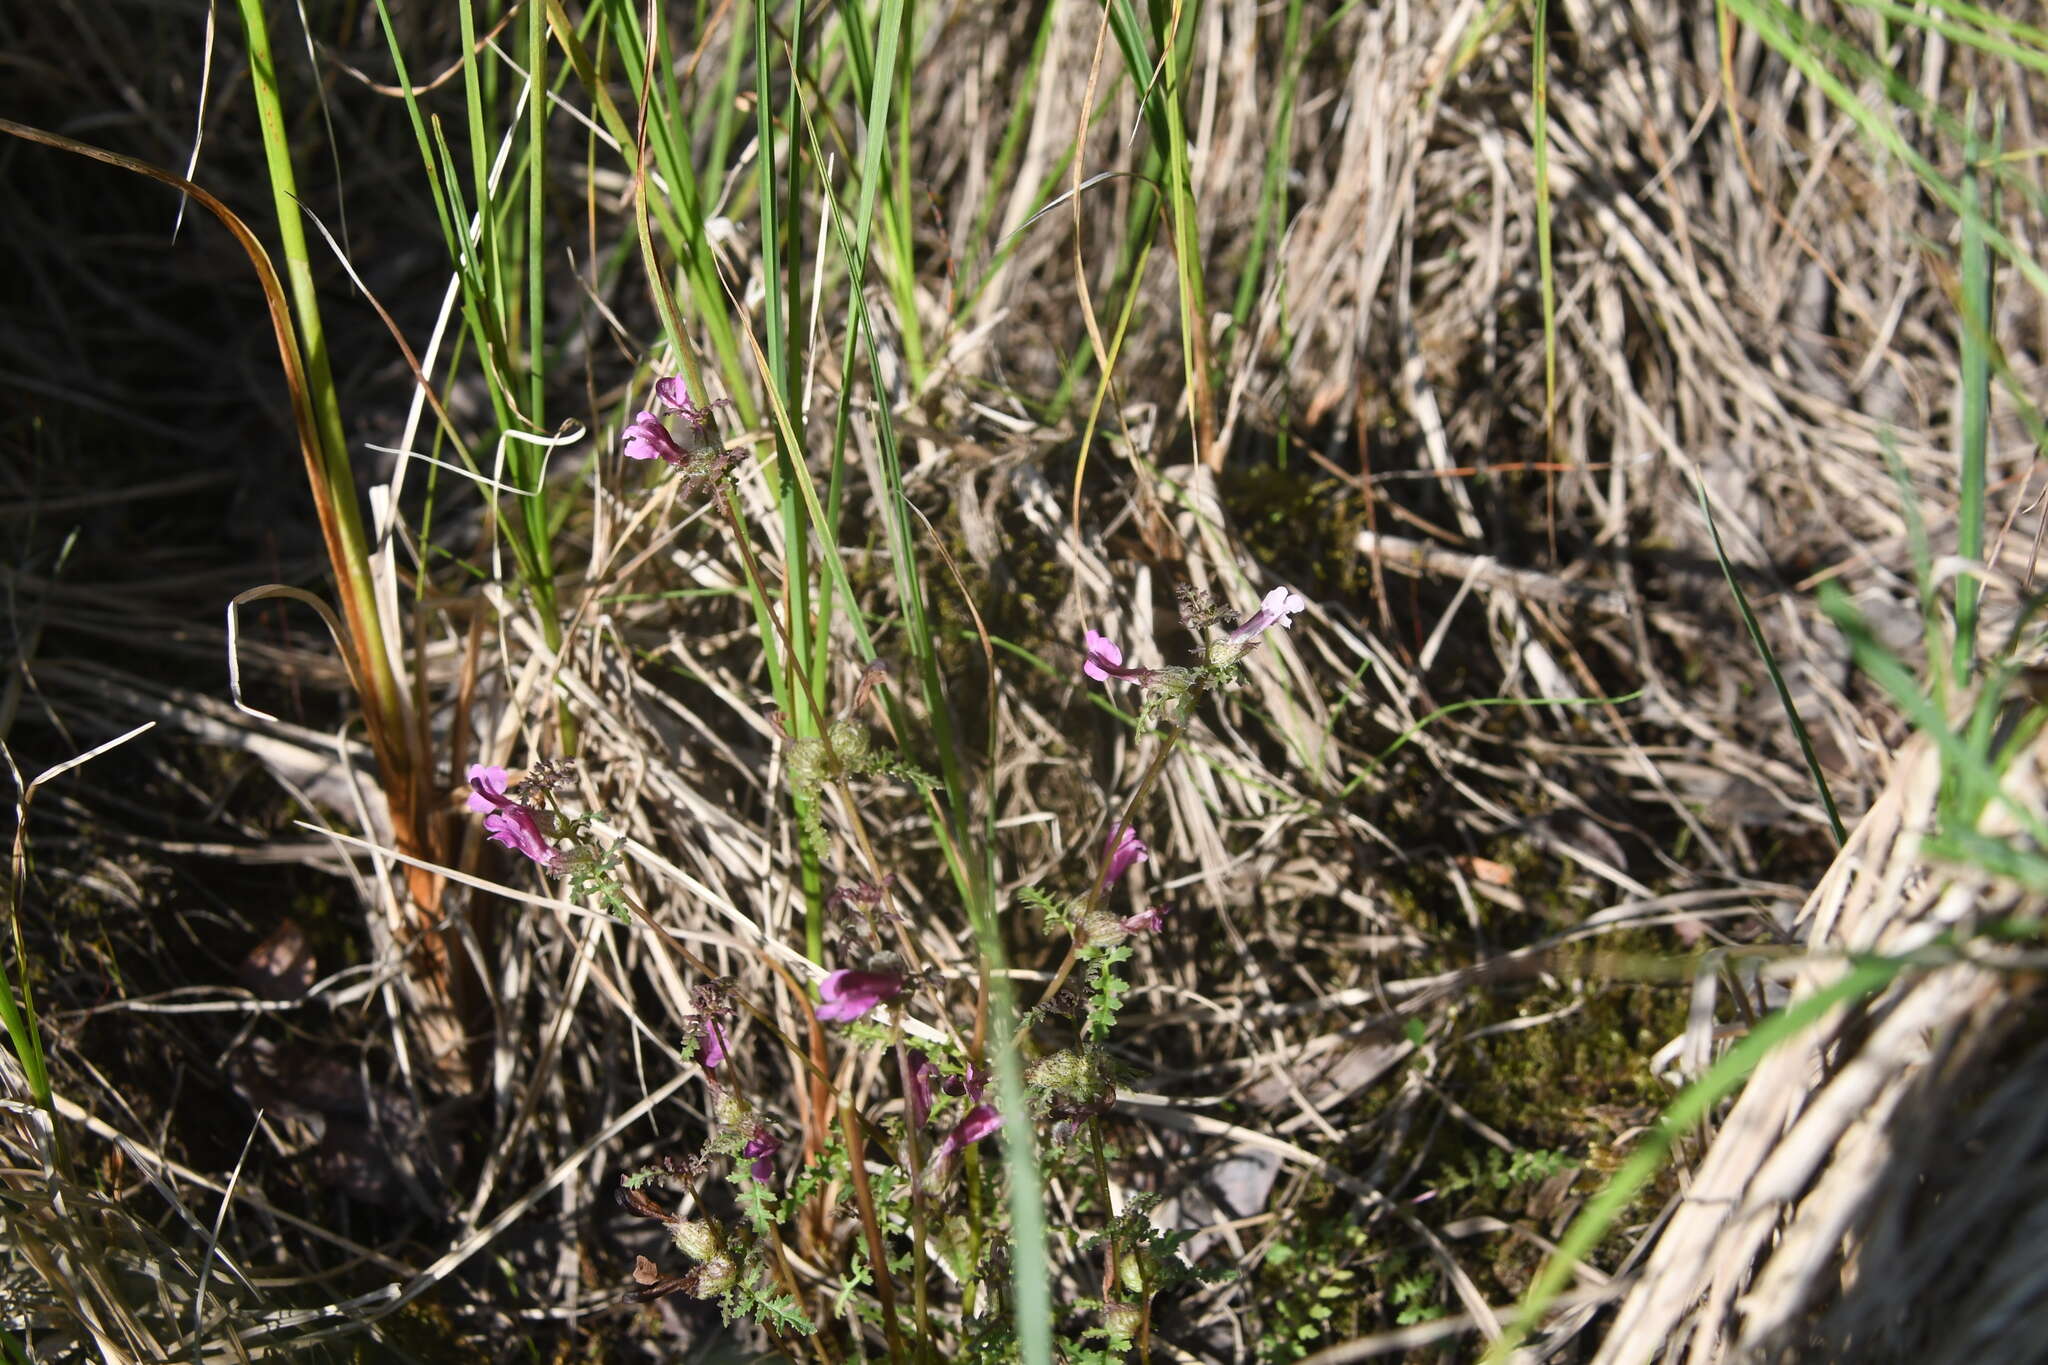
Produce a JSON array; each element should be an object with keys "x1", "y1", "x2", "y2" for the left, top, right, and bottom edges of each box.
[
  {"x1": 1025, "y1": 1049, "x2": 1093, "y2": 1097},
  {"x1": 1077, "y1": 908, "x2": 1130, "y2": 947},
  {"x1": 670, "y1": 1218, "x2": 723, "y2": 1263},
  {"x1": 683, "y1": 1255, "x2": 738, "y2": 1299},
  {"x1": 827, "y1": 717, "x2": 870, "y2": 765}
]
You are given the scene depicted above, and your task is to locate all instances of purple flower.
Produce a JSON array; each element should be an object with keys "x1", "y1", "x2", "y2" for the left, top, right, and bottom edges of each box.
[
  {"x1": 465, "y1": 764, "x2": 564, "y2": 871},
  {"x1": 698, "y1": 1018, "x2": 728, "y2": 1072},
  {"x1": 742, "y1": 1129, "x2": 781, "y2": 1183},
  {"x1": 1082, "y1": 629, "x2": 1154, "y2": 685},
  {"x1": 1226, "y1": 586, "x2": 1308, "y2": 644},
  {"x1": 932, "y1": 1104, "x2": 1001, "y2": 1165},
  {"x1": 815, "y1": 968, "x2": 904, "y2": 1022},
  {"x1": 623, "y1": 410, "x2": 689, "y2": 465},
  {"x1": 1102, "y1": 823, "x2": 1149, "y2": 887},
  {"x1": 464, "y1": 763, "x2": 515, "y2": 813},
  {"x1": 908, "y1": 1053, "x2": 937, "y2": 1129},
  {"x1": 652, "y1": 375, "x2": 733, "y2": 447},
  {"x1": 940, "y1": 1059, "x2": 988, "y2": 1103},
  {"x1": 1120, "y1": 903, "x2": 1170, "y2": 934}
]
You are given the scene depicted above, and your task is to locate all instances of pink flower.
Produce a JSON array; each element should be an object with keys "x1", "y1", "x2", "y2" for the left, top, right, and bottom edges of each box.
[
  {"x1": 1082, "y1": 629, "x2": 1154, "y2": 685},
  {"x1": 815, "y1": 968, "x2": 904, "y2": 1022},
  {"x1": 652, "y1": 375, "x2": 733, "y2": 447},
  {"x1": 464, "y1": 763, "x2": 515, "y2": 813},
  {"x1": 1226, "y1": 586, "x2": 1308, "y2": 644},
  {"x1": 932, "y1": 1104, "x2": 1000, "y2": 1165},
  {"x1": 743, "y1": 1129, "x2": 781, "y2": 1183},
  {"x1": 1102, "y1": 823, "x2": 1149, "y2": 887},
  {"x1": 623, "y1": 410, "x2": 689, "y2": 465},
  {"x1": 465, "y1": 764, "x2": 563, "y2": 871},
  {"x1": 1120, "y1": 903, "x2": 1170, "y2": 934}
]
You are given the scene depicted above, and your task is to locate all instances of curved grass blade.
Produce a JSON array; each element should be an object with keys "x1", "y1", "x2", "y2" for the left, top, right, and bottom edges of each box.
[{"x1": 1694, "y1": 477, "x2": 1847, "y2": 846}]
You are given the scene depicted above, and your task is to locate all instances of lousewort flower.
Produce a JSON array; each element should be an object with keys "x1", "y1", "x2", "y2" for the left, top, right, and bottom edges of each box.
[
  {"x1": 1103, "y1": 823, "x2": 1149, "y2": 886},
  {"x1": 622, "y1": 377, "x2": 739, "y2": 491},
  {"x1": 623, "y1": 410, "x2": 689, "y2": 465},
  {"x1": 652, "y1": 375, "x2": 732, "y2": 446},
  {"x1": 908, "y1": 1053, "x2": 937, "y2": 1129},
  {"x1": 1121, "y1": 903, "x2": 1170, "y2": 934},
  {"x1": 815, "y1": 968, "x2": 904, "y2": 1022},
  {"x1": 940, "y1": 1060, "x2": 988, "y2": 1102},
  {"x1": 742, "y1": 1129, "x2": 781, "y2": 1183},
  {"x1": 465, "y1": 764, "x2": 564, "y2": 871},
  {"x1": 1226, "y1": 586, "x2": 1308, "y2": 644},
  {"x1": 697, "y1": 1018, "x2": 728, "y2": 1072},
  {"x1": 933, "y1": 1104, "x2": 1001, "y2": 1165},
  {"x1": 1082, "y1": 629, "x2": 1155, "y2": 685}
]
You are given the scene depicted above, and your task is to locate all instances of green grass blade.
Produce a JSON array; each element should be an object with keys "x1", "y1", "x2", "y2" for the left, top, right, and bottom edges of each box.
[
  {"x1": 1532, "y1": 0, "x2": 1557, "y2": 454},
  {"x1": 1954, "y1": 98, "x2": 1994, "y2": 680},
  {"x1": 1694, "y1": 478, "x2": 1847, "y2": 846},
  {"x1": 232, "y1": 0, "x2": 406, "y2": 759}
]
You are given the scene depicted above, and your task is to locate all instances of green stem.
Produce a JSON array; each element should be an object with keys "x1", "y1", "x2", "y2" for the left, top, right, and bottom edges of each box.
[{"x1": 234, "y1": 0, "x2": 409, "y2": 771}]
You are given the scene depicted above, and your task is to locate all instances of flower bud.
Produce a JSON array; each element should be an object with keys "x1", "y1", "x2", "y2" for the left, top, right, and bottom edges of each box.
[
  {"x1": 670, "y1": 1218, "x2": 723, "y2": 1262},
  {"x1": 1025, "y1": 1049, "x2": 1092, "y2": 1096},
  {"x1": 1077, "y1": 908, "x2": 1129, "y2": 947},
  {"x1": 684, "y1": 1255, "x2": 738, "y2": 1298},
  {"x1": 827, "y1": 718, "x2": 870, "y2": 765}
]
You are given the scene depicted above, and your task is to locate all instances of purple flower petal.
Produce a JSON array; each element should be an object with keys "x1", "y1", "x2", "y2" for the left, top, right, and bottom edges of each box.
[
  {"x1": 1120, "y1": 903, "x2": 1169, "y2": 934},
  {"x1": 482, "y1": 807, "x2": 562, "y2": 871},
  {"x1": 1103, "y1": 823, "x2": 1149, "y2": 886},
  {"x1": 743, "y1": 1129, "x2": 780, "y2": 1183},
  {"x1": 700, "y1": 1019, "x2": 728, "y2": 1071},
  {"x1": 465, "y1": 764, "x2": 513, "y2": 813},
  {"x1": 815, "y1": 968, "x2": 904, "y2": 1022},
  {"x1": 939, "y1": 1060, "x2": 988, "y2": 1103},
  {"x1": 652, "y1": 375, "x2": 692, "y2": 410},
  {"x1": 1225, "y1": 586, "x2": 1308, "y2": 644},
  {"x1": 1083, "y1": 629, "x2": 1122, "y2": 683},
  {"x1": 933, "y1": 1104, "x2": 1001, "y2": 1164},
  {"x1": 908, "y1": 1053, "x2": 936, "y2": 1129},
  {"x1": 1082, "y1": 629, "x2": 1155, "y2": 685},
  {"x1": 623, "y1": 411, "x2": 687, "y2": 464}
]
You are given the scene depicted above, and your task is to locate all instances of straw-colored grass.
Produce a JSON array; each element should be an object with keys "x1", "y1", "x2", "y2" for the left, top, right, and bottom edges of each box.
[{"x1": 2, "y1": 1, "x2": 2045, "y2": 1361}]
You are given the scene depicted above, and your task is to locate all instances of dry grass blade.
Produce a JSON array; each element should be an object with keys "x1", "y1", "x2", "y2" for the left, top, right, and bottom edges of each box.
[{"x1": 1587, "y1": 697, "x2": 2048, "y2": 1364}]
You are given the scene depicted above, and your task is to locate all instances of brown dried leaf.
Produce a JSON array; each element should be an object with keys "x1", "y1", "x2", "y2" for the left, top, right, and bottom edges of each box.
[{"x1": 238, "y1": 918, "x2": 315, "y2": 1001}]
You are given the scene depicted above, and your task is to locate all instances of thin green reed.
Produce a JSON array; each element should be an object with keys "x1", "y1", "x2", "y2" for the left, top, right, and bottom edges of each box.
[
  {"x1": 1720, "y1": 1, "x2": 2048, "y2": 678},
  {"x1": 1532, "y1": 0, "x2": 1557, "y2": 456},
  {"x1": 592, "y1": 0, "x2": 755, "y2": 424},
  {"x1": 372, "y1": 0, "x2": 574, "y2": 743},
  {"x1": 1954, "y1": 98, "x2": 1994, "y2": 681},
  {"x1": 750, "y1": 0, "x2": 829, "y2": 959},
  {"x1": 1068, "y1": 0, "x2": 1207, "y2": 439},
  {"x1": 1724, "y1": 0, "x2": 2048, "y2": 301},
  {"x1": 1692, "y1": 479, "x2": 1846, "y2": 846},
  {"x1": 1149, "y1": 0, "x2": 1218, "y2": 464},
  {"x1": 1230, "y1": 0, "x2": 1306, "y2": 334},
  {"x1": 234, "y1": 0, "x2": 406, "y2": 761}
]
